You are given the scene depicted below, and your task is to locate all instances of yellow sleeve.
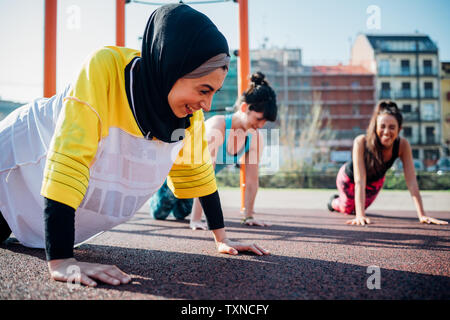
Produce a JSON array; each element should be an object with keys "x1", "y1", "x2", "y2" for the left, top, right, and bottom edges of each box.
[
  {"x1": 40, "y1": 49, "x2": 113, "y2": 210},
  {"x1": 167, "y1": 110, "x2": 217, "y2": 199}
]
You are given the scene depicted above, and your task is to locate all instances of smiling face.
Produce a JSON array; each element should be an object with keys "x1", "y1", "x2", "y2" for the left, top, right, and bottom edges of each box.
[
  {"x1": 376, "y1": 113, "x2": 400, "y2": 148},
  {"x1": 167, "y1": 67, "x2": 228, "y2": 118}
]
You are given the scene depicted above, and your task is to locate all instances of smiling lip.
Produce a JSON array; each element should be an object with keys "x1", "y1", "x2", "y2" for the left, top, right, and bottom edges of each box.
[{"x1": 185, "y1": 105, "x2": 193, "y2": 115}]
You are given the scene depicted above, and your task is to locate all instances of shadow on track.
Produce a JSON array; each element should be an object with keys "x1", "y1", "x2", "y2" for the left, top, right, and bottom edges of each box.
[{"x1": 1, "y1": 241, "x2": 449, "y2": 299}]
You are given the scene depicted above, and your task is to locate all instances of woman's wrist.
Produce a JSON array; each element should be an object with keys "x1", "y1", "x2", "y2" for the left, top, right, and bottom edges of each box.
[
  {"x1": 355, "y1": 211, "x2": 366, "y2": 218},
  {"x1": 240, "y1": 209, "x2": 255, "y2": 218},
  {"x1": 48, "y1": 257, "x2": 76, "y2": 270},
  {"x1": 212, "y1": 228, "x2": 227, "y2": 243}
]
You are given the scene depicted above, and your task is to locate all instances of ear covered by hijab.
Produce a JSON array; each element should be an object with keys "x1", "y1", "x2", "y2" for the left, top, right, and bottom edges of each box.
[{"x1": 125, "y1": 3, "x2": 230, "y2": 143}]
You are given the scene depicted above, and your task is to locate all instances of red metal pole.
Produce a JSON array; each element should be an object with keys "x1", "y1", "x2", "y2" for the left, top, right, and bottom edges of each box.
[
  {"x1": 116, "y1": 0, "x2": 126, "y2": 46},
  {"x1": 44, "y1": 0, "x2": 57, "y2": 98},
  {"x1": 238, "y1": 0, "x2": 250, "y2": 213}
]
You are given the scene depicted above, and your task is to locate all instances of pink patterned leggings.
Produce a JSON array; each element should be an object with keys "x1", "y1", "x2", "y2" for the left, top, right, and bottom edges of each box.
[{"x1": 331, "y1": 164, "x2": 385, "y2": 215}]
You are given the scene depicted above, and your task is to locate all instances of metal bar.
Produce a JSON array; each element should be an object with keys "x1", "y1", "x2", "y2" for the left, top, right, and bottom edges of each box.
[
  {"x1": 116, "y1": 0, "x2": 126, "y2": 46},
  {"x1": 237, "y1": 0, "x2": 249, "y2": 213},
  {"x1": 44, "y1": 0, "x2": 57, "y2": 98}
]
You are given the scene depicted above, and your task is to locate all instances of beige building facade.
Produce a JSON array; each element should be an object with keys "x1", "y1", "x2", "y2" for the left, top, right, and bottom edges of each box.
[
  {"x1": 351, "y1": 34, "x2": 442, "y2": 166},
  {"x1": 441, "y1": 62, "x2": 450, "y2": 156}
]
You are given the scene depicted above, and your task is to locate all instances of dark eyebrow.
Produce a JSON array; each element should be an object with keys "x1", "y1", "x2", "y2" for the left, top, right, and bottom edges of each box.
[{"x1": 200, "y1": 84, "x2": 222, "y2": 92}]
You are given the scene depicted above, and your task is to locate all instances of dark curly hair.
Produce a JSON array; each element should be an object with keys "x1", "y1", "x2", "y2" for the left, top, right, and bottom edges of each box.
[{"x1": 234, "y1": 72, "x2": 277, "y2": 122}]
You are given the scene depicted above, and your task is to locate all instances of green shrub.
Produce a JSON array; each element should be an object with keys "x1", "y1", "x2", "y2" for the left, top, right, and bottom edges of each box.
[{"x1": 216, "y1": 168, "x2": 450, "y2": 190}]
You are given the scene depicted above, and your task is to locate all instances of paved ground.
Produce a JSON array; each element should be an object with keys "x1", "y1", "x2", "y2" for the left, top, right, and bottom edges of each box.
[{"x1": 1, "y1": 189, "x2": 449, "y2": 300}]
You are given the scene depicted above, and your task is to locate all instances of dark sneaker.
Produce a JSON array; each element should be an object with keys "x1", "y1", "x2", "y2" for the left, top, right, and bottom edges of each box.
[{"x1": 327, "y1": 194, "x2": 339, "y2": 212}]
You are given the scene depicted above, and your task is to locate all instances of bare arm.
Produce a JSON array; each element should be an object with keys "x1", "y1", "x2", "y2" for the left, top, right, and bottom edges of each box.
[
  {"x1": 400, "y1": 138, "x2": 447, "y2": 225},
  {"x1": 346, "y1": 135, "x2": 372, "y2": 226},
  {"x1": 240, "y1": 130, "x2": 270, "y2": 226}
]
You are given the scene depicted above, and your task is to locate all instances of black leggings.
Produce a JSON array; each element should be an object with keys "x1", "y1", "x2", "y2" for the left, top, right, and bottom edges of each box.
[{"x1": 0, "y1": 210, "x2": 12, "y2": 243}]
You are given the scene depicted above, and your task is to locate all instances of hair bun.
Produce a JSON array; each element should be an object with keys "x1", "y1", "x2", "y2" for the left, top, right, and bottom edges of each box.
[{"x1": 250, "y1": 72, "x2": 266, "y2": 86}]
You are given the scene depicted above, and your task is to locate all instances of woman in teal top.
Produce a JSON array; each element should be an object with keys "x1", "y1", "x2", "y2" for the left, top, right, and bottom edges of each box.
[{"x1": 150, "y1": 72, "x2": 277, "y2": 229}]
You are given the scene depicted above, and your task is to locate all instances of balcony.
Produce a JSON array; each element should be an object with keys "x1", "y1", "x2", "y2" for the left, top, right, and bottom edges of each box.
[
  {"x1": 402, "y1": 112, "x2": 440, "y2": 122},
  {"x1": 406, "y1": 136, "x2": 440, "y2": 146},
  {"x1": 402, "y1": 112, "x2": 419, "y2": 122},
  {"x1": 420, "y1": 67, "x2": 438, "y2": 76},
  {"x1": 378, "y1": 89, "x2": 439, "y2": 100},
  {"x1": 283, "y1": 85, "x2": 375, "y2": 91},
  {"x1": 380, "y1": 90, "x2": 392, "y2": 99},
  {"x1": 421, "y1": 113, "x2": 441, "y2": 122},
  {"x1": 377, "y1": 66, "x2": 439, "y2": 77},
  {"x1": 395, "y1": 89, "x2": 417, "y2": 99},
  {"x1": 422, "y1": 89, "x2": 439, "y2": 99}
]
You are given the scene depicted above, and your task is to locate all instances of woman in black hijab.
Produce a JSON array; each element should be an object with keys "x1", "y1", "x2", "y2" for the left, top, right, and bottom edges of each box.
[{"x1": 0, "y1": 4, "x2": 269, "y2": 288}]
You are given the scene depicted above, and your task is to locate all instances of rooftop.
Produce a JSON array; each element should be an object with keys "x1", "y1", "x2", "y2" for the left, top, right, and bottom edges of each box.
[{"x1": 365, "y1": 34, "x2": 438, "y2": 53}]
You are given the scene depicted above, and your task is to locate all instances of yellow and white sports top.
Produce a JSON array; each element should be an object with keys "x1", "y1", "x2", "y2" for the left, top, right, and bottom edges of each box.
[{"x1": 0, "y1": 46, "x2": 216, "y2": 248}]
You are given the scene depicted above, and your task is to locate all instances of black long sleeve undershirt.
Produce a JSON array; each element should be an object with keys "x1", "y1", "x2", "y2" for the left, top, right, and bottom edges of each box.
[
  {"x1": 44, "y1": 190, "x2": 224, "y2": 261},
  {"x1": 44, "y1": 198, "x2": 75, "y2": 261},
  {"x1": 199, "y1": 190, "x2": 225, "y2": 230}
]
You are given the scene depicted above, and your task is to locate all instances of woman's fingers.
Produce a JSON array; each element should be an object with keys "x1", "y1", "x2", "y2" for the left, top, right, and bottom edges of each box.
[
  {"x1": 434, "y1": 218, "x2": 448, "y2": 225},
  {"x1": 218, "y1": 241, "x2": 269, "y2": 256},
  {"x1": 105, "y1": 266, "x2": 132, "y2": 284},
  {"x1": 89, "y1": 271, "x2": 121, "y2": 286},
  {"x1": 79, "y1": 273, "x2": 97, "y2": 287},
  {"x1": 420, "y1": 216, "x2": 448, "y2": 225},
  {"x1": 245, "y1": 244, "x2": 264, "y2": 255},
  {"x1": 244, "y1": 218, "x2": 271, "y2": 227},
  {"x1": 218, "y1": 243, "x2": 238, "y2": 255},
  {"x1": 346, "y1": 217, "x2": 371, "y2": 226}
]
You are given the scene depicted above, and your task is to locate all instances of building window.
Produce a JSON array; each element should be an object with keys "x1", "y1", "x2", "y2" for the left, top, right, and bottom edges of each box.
[
  {"x1": 423, "y1": 103, "x2": 434, "y2": 121},
  {"x1": 380, "y1": 82, "x2": 391, "y2": 99},
  {"x1": 423, "y1": 60, "x2": 432, "y2": 75},
  {"x1": 352, "y1": 105, "x2": 360, "y2": 115},
  {"x1": 401, "y1": 82, "x2": 411, "y2": 98},
  {"x1": 412, "y1": 149, "x2": 419, "y2": 159},
  {"x1": 402, "y1": 104, "x2": 412, "y2": 113},
  {"x1": 401, "y1": 60, "x2": 410, "y2": 75},
  {"x1": 403, "y1": 126, "x2": 412, "y2": 138},
  {"x1": 351, "y1": 81, "x2": 360, "y2": 88},
  {"x1": 378, "y1": 59, "x2": 390, "y2": 75},
  {"x1": 424, "y1": 149, "x2": 439, "y2": 161},
  {"x1": 424, "y1": 82, "x2": 433, "y2": 98},
  {"x1": 426, "y1": 127, "x2": 435, "y2": 144}
]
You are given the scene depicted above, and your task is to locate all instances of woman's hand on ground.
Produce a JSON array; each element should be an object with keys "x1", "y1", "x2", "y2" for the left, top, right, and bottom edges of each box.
[
  {"x1": 216, "y1": 239, "x2": 270, "y2": 256},
  {"x1": 242, "y1": 216, "x2": 271, "y2": 227},
  {"x1": 346, "y1": 215, "x2": 371, "y2": 226},
  {"x1": 419, "y1": 216, "x2": 448, "y2": 225},
  {"x1": 48, "y1": 258, "x2": 131, "y2": 287},
  {"x1": 190, "y1": 220, "x2": 208, "y2": 230},
  {"x1": 240, "y1": 211, "x2": 271, "y2": 227}
]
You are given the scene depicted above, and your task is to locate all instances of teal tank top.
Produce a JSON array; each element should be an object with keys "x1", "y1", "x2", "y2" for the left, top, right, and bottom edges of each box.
[{"x1": 215, "y1": 114, "x2": 252, "y2": 173}]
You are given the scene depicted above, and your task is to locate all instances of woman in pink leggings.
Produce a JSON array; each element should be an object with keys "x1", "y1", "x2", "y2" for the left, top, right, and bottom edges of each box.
[{"x1": 328, "y1": 101, "x2": 447, "y2": 226}]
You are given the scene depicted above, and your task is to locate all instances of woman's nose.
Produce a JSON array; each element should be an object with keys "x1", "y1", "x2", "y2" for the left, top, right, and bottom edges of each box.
[{"x1": 200, "y1": 98, "x2": 212, "y2": 112}]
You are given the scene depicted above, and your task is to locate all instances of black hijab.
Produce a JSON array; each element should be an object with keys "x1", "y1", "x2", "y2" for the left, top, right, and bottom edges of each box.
[{"x1": 125, "y1": 4, "x2": 230, "y2": 143}]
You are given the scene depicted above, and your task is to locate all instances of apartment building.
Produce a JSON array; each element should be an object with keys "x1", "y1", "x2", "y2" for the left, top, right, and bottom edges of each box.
[
  {"x1": 210, "y1": 54, "x2": 238, "y2": 117},
  {"x1": 351, "y1": 34, "x2": 442, "y2": 166},
  {"x1": 441, "y1": 62, "x2": 450, "y2": 156},
  {"x1": 250, "y1": 49, "x2": 375, "y2": 163}
]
